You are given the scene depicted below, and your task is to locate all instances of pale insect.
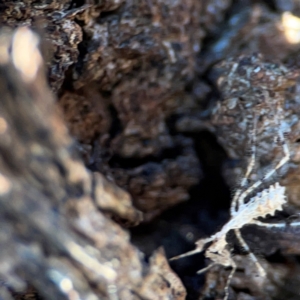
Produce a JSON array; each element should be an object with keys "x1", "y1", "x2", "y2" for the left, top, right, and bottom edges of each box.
[
  {"x1": 171, "y1": 110, "x2": 300, "y2": 300},
  {"x1": 171, "y1": 122, "x2": 300, "y2": 300}
]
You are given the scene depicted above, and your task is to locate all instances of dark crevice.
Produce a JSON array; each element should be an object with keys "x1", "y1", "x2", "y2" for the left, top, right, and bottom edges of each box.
[
  {"x1": 262, "y1": 0, "x2": 277, "y2": 11},
  {"x1": 58, "y1": 19, "x2": 89, "y2": 94},
  {"x1": 74, "y1": 29, "x2": 89, "y2": 77},
  {"x1": 99, "y1": 6, "x2": 123, "y2": 20},
  {"x1": 232, "y1": 287, "x2": 252, "y2": 295},
  {"x1": 107, "y1": 103, "x2": 123, "y2": 139},
  {"x1": 57, "y1": 67, "x2": 74, "y2": 96},
  {"x1": 196, "y1": 1, "x2": 253, "y2": 75},
  {"x1": 69, "y1": 0, "x2": 85, "y2": 9},
  {"x1": 266, "y1": 250, "x2": 287, "y2": 263},
  {"x1": 165, "y1": 114, "x2": 182, "y2": 135},
  {"x1": 108, "y1": 145, "x2": 184, "y2": 169},
  {"x1": 130, "y1": 129, "x2": 231, "y2": 299}
]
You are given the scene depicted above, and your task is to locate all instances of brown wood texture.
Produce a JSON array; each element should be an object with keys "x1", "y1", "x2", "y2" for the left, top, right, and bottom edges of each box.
[{"x1": 2, "y1": 1, "x2": 300, "y2": 300}]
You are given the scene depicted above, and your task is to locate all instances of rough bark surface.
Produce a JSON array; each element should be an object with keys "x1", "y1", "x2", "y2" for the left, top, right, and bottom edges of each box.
[
  {"x1": 2, "y1": 1, "x2": 300, "y2": 300},
  {"x1": 0, "y1": 27, "x2": 186, "y2": 300}
]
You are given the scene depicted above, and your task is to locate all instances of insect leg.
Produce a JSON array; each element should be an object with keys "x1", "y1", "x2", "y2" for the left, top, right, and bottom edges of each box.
[
  {"x1": 231, "y1": 116, "x2": 257, "y2": 215},
  {"x1": 234, "y1": 228, "x2": 266, "y2": 277},
  {"x1": 224, "y1": 259, "x2": 236, "y2": 300},
  {"x1": 252, "y1": 220, "x2": 300, "y2": 228}
]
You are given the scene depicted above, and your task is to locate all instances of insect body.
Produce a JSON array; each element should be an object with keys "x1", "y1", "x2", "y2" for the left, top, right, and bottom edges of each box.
[
  {"x1": 171, "y1": 183, "x2": 290, "y2": 299},
  {"x1": 171, "y1": 54, "x2": 300, "y2": 300}
]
